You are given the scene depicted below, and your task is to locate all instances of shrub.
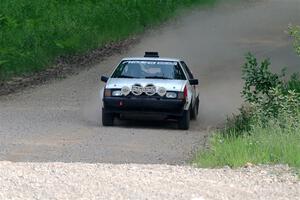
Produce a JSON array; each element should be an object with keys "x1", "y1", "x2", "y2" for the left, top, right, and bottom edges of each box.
[
  {"x1": 253, "y1": 87, "x2": 300, "y2": 127},
  {"x1": 287, "y1": 73, "x2": 300, "y2": 93},
  {"x1": 241, "y1": 53, "x2": 284, "y2": 107},
  {"x1": 288, "y1": 25, "x2": 300, "y2": 56},
  {"x1": 241, "y1": 53, "x2": 300, "y2": 121},
  {"x1": 223, "y1": 106, "x2": 254, "y2": 137}
]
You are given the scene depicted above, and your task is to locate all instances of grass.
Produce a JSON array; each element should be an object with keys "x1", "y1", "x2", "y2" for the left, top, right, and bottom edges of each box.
[
  {"x1": 193, "y1": 119, "x2": 300, "y2": 169},
  {"x1": 0, "y1": 0, "x2": 217, "y2": 80}
]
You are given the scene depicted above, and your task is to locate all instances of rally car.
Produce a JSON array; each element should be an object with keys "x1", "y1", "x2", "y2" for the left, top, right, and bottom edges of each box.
[{"x1": 100, "y1": 52, "x2": 199, "y2": 130}]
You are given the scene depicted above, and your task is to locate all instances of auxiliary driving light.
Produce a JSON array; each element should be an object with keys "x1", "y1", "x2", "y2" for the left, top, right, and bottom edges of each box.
[
  {"x1": 121, "y1": 86, "x2": 130, "y2": 96},
  {"x1": 157, "y1": 87, "x2": 167, "y2": 97}
]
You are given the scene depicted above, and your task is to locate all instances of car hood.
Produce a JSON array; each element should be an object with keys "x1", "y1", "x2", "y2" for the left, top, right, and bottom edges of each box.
[{"x1": 106, "y1": 78, "x2": 187, "y2": 91}]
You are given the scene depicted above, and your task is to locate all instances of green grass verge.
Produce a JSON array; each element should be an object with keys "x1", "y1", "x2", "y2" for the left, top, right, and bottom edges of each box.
[
  {"x1": 0, "y1": 0, "x2": 217, "y2": 79},
  {"x1": 193, "y1": 120, "x2": 300, "y2": 169}
]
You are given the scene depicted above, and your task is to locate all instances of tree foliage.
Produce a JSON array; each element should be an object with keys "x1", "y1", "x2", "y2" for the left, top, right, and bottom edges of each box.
[
  {"x1": 288, "y1": 24, "x2": 300, "y2": 56},
  {"x1": 241, "y1": 53, "x2": 300, "y2": 124}
]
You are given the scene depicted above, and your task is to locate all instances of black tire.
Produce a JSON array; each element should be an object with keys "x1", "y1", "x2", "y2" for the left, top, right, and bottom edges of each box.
[
  {"x1": 178, "y1": 110, "x2": 190, "y2": 130},
  {"x1": 102, "y1": 110, "x2": 114, "y2": 126},
  {"x1": 191, "y1": 97, "x2": 199, "y2": 120}
]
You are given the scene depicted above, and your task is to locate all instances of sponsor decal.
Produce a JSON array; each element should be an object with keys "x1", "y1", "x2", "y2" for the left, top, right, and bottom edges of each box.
[{"x1": 127, "y1": 61, "x2": 176, "y2": 65}]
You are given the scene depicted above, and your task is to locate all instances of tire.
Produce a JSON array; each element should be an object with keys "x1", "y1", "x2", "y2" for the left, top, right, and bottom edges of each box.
[
  {"x1": 102, "y1": 109, "x2": 114, "y2": 126},
  {"x1": 191, "y1": 97, "x2": 199, "y2": 120},
  {"x1": 178, "y1": 110, "x2": 190, "y2": 130}
]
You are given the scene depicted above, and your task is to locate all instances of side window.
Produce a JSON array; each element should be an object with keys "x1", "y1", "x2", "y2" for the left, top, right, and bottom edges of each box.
[
  {"x1": 112, "y1": 62, "x2": 126, "y2": 77},
  {"x1": 174, "y1": 63, "x2": 186, "y2": 80},
  {"x1": 180, "y1": 61, "x2": 194, "y2": 79}
]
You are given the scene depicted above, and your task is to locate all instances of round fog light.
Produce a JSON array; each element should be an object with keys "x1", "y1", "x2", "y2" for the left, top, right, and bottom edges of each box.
[
  {"x1": 157, "y1": 87, "x2": 167, "y2": 97},
  {"x1": 121, "y1": 86, "x2": 130, "y2": 96}
]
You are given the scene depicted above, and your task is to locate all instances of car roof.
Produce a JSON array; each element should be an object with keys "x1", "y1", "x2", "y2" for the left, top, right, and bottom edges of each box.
[{"x1": 121, "y1": 57, "x2": 181, "y2": 62}]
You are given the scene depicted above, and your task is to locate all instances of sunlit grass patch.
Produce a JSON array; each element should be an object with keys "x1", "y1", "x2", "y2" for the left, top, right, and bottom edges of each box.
[{"x1": 193, "y1": 120, "x2": 300, "y2": 169}]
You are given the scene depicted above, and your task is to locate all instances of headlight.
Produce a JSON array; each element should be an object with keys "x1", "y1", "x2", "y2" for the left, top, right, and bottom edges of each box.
[
  {"x1": 166, "y1": 92, "x2": 177, "y2": 98},
  {"x1": 112, "y1": 90, "x2": 122, "y2": 96}
]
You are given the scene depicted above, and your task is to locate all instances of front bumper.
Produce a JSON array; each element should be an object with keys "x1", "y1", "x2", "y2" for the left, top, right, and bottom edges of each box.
[{"x1": 103, "y1": 96, "x2": 186, "y2": 118}]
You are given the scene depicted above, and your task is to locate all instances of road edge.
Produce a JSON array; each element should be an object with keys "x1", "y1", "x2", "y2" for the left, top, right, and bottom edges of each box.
[{"x1": 0, "y1": 37, "x2": 139, "y2": 96}]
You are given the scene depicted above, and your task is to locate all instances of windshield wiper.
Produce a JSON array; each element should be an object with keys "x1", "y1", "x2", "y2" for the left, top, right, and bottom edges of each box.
[
  {"x1": 118, "y1": 75, "x2": 135, "y2": 78},
  {"x1": 145, "y1": 76, "x2": 172, "y2": 80}
]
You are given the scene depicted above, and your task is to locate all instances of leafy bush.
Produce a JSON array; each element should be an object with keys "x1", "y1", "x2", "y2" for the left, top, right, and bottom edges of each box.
[
  {"x1": 241, "y1": 53, "x2": 284, "y2": 105},
  {"x1": 287, "y1": 73, "x2": 300, "y2": 93},
  {"x1": 224, "y1": 106, "x2": 254, "y2": 136},
  {"x1": 288, "y1": 25, "x2": 300, "y2": 56},
  {"x1": 254, "y1": 87, "x2": 300, "y2": 127},
  {"x1": 241, "y1": 53, "x2": 300, "y2": 121},
  {"x1": 221, "y1": 53, "x2": 300, "y2": 137}
]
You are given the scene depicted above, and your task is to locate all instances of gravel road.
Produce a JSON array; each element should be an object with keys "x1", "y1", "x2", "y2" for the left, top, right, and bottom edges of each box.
[
  {"x1": 0, "y1": 162, "x2": 299, "y2": 200},
  {"x1": 0, "y1": 0, "x2": 299, "y2": 199}
]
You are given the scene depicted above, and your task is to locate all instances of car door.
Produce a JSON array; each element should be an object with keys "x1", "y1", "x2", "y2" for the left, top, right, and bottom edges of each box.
[{"x1": 180, "y1": 61, "x2": 198, "y2": 106}]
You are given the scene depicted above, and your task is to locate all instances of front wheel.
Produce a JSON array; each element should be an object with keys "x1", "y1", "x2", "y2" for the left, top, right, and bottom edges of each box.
[
  {"x1": 191, "y1": 97, "x2": 199, "y2": 120},
  {"x1": 102, "y1": 109, "x2": 114, "y2": 126},
  {"x1": 178, "y1": 110, "x2": 190, "y2": 130}
]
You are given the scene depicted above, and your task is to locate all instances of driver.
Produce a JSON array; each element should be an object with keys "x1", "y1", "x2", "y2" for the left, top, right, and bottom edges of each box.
[{"x1": 127, "y1": 63, "x2": 142, "y2": 78}]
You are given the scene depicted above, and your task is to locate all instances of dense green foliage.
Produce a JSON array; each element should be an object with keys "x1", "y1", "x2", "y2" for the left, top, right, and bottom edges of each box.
[
  {"x1": 289, "y1": 25, "x2": 300, "y2": 56},
  {"x1": 223, "y1": 54, "x2": 300, "y2": 136},
  {"x1": 0, "y1": 0, "x2": 216, "y2": 79},
  {"x1": 241, "y1": 54, "x2": 300, "y2": 124},
  {"x1": 193, "y1": 54, "x2": 300, "y2": 170}
]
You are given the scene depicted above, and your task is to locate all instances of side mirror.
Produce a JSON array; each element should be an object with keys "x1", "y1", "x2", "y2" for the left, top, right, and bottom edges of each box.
[
  {"x1": 101, "y1": 75, "x2": 109, "y2": 83},
  {"x1": 189, "y1": 79, "x2": 199, "y2": 85}
]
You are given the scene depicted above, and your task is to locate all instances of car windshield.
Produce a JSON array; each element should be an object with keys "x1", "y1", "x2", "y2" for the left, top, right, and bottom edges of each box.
[{"x1": 111, "y1": 60, "x2": 186, "y2": 80}]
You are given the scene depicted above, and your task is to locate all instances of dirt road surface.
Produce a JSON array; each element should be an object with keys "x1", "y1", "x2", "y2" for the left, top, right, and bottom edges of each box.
[{"x1": 0, "y1": 0, "x2": 299, "y2": 164}]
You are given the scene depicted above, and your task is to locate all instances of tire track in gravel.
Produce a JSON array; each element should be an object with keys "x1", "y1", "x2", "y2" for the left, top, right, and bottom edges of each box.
[{"x1": 0, "y1": 0, "x2": 299, "y2": 164}]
